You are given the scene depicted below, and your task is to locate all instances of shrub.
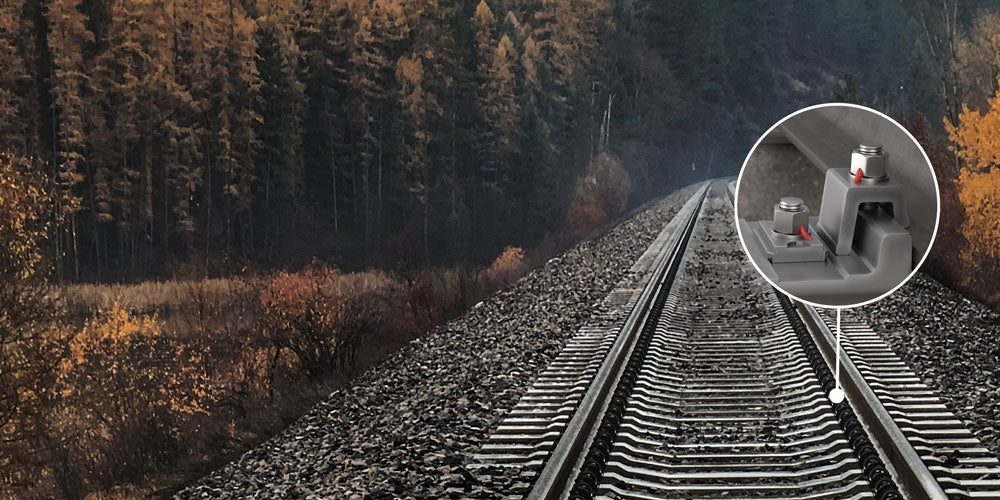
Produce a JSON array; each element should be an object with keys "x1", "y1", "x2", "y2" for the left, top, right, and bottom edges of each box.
[
  {"x1": 0, "y1": 153, "x2": 66, "y2": 494},
  {"x1": 54, "y1": 304, "x2": 213, "y2": 490},
  {"x1": 486, "y1": 246, "x2": 526, "y2": 287},
  {"x1": 956, "y1": 168, "x2": 1000, "y2": 271},
  {"x1": 588, "y1": 152, "x2": 633, "y2": 217},
  {"x1": 946, "y1": 78, "x2": 1000, "y2": 294},
  {"x1": 566, "y1": 152, "x2": 632, "y2": 235},
  {"x1": 395, "y1": 267, "x2": 438, "y2": 332},
  {"x1": 566, "y1": 199, "x2": 607, "y2": 235},
  {"x1": 260, "y1": 267, "x2": 350, "y2": 378}
]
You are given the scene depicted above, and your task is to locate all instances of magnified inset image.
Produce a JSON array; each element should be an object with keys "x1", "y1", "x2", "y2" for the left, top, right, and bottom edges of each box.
[{"x1": 735, "y1": 104, "x2": 940, "y2": 307}]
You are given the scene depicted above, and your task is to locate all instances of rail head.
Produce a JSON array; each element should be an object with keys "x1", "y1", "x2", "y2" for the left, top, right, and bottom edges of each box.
[
  {"x1": 527, "y1": 183, "x2": 710, "y2": 500},
  {"x1": 796, "y1": 302, "x2": 949, "y2": 500}
]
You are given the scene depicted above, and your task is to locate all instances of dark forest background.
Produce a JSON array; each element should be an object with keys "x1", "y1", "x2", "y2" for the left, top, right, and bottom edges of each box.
[
  {"x1": 6, "y1": 0, "x2": 1000, "y2": 498},
  {"x1": 1, "y1": 0, "x2": 989, "y2": 283}
]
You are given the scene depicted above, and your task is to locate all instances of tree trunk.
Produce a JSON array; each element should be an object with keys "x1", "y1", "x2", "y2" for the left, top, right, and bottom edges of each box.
[
  {"x1": 449, "y1": 107, "x2": 457, "y2": 219},
  {"x1": 145, "y1": 133, "x2": 154, "y2": 273},
  {"x1": 163, "y1": 149, "x2": 170, "y2": 271},
  {"x1": 589, "y1": 80, "x2": 596, "y2": 160},
  {"x1": 54, "y1": 193, "x2": 63, "y2": 283},
  {"x1": 423, "y1": 197, "x2": 429, "y2": 266},
  {"x1": 85, "y1": 159, "x2": 101, "y2": 278},
  {"x1": 363, "y1": 159, "x2": 370, "y2": 264},
  {"x1": 352, "y1": 160, "x2": 358, "y2": 216},
  {"x1": 70, "y1": 216, "x2": 79, "y2": 281},
  {"x1": 377, "y1": 107, "x2": 383, "y2": 226},
  {"x1": 330, "y1": 140, "x2": 338, "y2": 233},
  {"x1": 205, "y1": 159, "x2": 212, "y2": 276}
]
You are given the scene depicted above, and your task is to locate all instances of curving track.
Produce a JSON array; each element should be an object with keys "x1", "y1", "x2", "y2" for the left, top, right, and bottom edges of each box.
[{"x1": 472, "y1": 181, "x2": 1000, "y2": 499}]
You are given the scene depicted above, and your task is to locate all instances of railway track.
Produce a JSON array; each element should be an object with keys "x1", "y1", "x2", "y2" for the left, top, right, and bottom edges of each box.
[{"x1": 471, "y1": 181, "x2": 1000, "y2": 499}]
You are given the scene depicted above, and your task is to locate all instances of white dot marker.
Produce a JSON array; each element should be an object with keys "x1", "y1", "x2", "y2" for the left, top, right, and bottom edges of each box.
[
  {"x1": 828, "y1": 308, "x2": 846, "y2": 405},
  {"x1": 829, "y1": 388, "x2": 845, "y2": 404}
]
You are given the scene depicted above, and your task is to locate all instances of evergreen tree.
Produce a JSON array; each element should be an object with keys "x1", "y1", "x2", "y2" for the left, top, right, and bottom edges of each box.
[
  {"x1": 254, "y1": 0, "x2": 305, "y2": 263},
  {"x1": 0, "y1": 0, "x2": 28, "y2": 152},
  {"x1": 348, "y1": 0, "x2": 406, "y2": 260},
  {"x1": 46, "y1": 0, "x2": 93, "y2": 280},
  {"x1": 0, "y1": 0, "x2": 953, "y2": 281}
]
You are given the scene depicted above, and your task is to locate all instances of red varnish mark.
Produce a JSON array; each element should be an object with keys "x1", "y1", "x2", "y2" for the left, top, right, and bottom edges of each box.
[
  {"x1": 799, "y1": 225, "x2": 813, "y2": 241},
  {"x1": 853, "y1": 169, "x2": 864, "y2": 184}
]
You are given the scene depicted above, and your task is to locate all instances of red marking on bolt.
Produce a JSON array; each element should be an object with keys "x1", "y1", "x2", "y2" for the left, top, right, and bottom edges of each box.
[
  {"x1": 799, "y1": 225, "x2": 813, "y2": 241},
  {"x1": 853, "y1": 169, "x2": 863, "y2": 184}
]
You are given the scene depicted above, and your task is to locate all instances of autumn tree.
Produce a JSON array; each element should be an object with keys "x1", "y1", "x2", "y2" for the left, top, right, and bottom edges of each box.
[
  {"x1": 507, "y1": 30, "x2": 556, "y2": 239},
  {"x1": 0, "y1": 153, "x2": 70, "y2": 494},
  {"x1": 163, "y1": 0, "x2": 204, "y2": 257},
  {"x1": 299, "y1": 0, "x2": 352, "y2": 237},
  {"x1": 912, "y1": 0, "x2": 962, "y2": 124},
  {"x1": 472, "y1": 1, "x2": 520, "y2": 185},
  {"x1": 397, "y1": 46, "x2": 439, "y2": 261},
  {"x1": 208, "y1": 0, "x2": 261, "y2": 259},
  {"x1": 55, "y1": 304, "x2": 214, "y2": 489},
  {"x1": 90, "y1": 0, "x2": 175, "y2": 275},
  {"x1": 254, "y1": 0, "x2": 306, "y2": 263},
  {"x1": 349, "y1": 0, "x2": 407, "y2": 259},
  {"x1": 47, "y1": 0, "x2": 93, "y2": 281},
  {"x1": 0, "y1": 0, "x2": 667, "y2": 277},
  {"x1": 532, "y1": 0, "x2": 605, "y2": 146},
  {"x1": 472, "y1": 0, "x2": 494, "y2": 181},
  {"x1": 0, "y1": 0, "x2": 31, "y2": 153},
  {"x1": 0, "y1": 0, "x2": 946, "y2": 281},
  {"x1": 532, "y1": 0, "x2": 604, "y2": 100},
  {"x1": 946, "y1": 76, "x2": 1000, "y2": 281},
  {"x1": 260, "y1": 266, "x2": 348, "y2": 378}
]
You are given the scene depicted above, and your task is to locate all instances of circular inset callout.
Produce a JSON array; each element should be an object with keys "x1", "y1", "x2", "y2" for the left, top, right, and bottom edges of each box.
[{"x1": 734, "y1": 103, "x2": 939, "y2": 308}]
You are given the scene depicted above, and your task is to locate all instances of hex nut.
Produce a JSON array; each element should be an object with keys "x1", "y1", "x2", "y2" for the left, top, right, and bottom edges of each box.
[
  {"x1": 850, "y1": 149, "x2": 887, "y2": 178},
  {"x1": 773, "y1": 203, "x2": 810, "y2": 235}
]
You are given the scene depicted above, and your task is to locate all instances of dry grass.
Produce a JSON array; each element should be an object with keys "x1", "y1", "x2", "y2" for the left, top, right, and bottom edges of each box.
[{"x1": 15, "y1": 251, "x2": 531, "y2": 499}]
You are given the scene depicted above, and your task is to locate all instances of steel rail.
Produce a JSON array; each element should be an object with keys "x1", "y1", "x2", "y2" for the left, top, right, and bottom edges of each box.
[
  {"x1": 527, "y1": 183, "x2": 709, "y2": 500},
  {"x1": 796, "y1": 303, "x2": 949, "y2": 500},
  {"x1": 734, "y1": 172, "x2": 940, "y2": 498},
  {"x1": 501, "y1": 179, "x2": 977, "y2": 499}
]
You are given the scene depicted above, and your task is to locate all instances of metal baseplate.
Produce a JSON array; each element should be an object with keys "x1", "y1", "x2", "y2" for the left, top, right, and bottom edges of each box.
[{"x1": 740, "y1": 145, "x2": 912, "y2": 306}]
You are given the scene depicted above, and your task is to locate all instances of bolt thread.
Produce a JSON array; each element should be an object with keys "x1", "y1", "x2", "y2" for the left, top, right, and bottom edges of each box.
[
  {"x1": 779, "y1": 197, "x2": 804, "y2": 212},
  {"x1": 859, "y1": 143, "x2": 883, "y2": 155}
]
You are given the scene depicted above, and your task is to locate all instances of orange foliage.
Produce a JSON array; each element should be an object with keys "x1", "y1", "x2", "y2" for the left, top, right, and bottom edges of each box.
[
  {"x1": 58, "y1": 304, "x2": 211, "y2": 415},
  {"x1": 0, "y1": 153, "x2": 62, "y2": 494},
  {"x1": 53, "y1": 303, "x2": 213, "y2": 488},
  {"x1": 487, "y1": 246, "x2": 526, "y2": 286},
  {"x1": 947, "y1": 77, "x2": 1000, "y2": 273},
  {"x1": 956, "y1": 168, "x2": 1000, "y2": 265},
  {"x1": 0, "y1": 153, "x2": 51, "y2": 278},
  {"x1": 260, "y1": 266, "x2": 351, "y2": 378},
  {"x1": 261, "y1": 266, "x2": 344, "y2": 317},
  {"x1": 946, "y1": 79, "x2": 1000, "y2": 172},
  {"x1": 0, "y1": 321, "x2": 70, "y2": 495}
]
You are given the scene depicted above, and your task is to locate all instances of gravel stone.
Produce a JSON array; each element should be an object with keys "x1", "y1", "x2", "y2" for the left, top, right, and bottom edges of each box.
[
  {"x1": 856, "y1": 273, "x2": 1000, "y2": 462},
  {"x1": 176, "y1": 184, "x2": 702, "y2": 499}
]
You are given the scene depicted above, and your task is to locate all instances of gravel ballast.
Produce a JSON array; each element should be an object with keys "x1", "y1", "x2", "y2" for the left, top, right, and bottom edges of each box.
[
  {"x1": 178, "y1": 184, "x2": 702, "y2": 498},
  {"x1": 856, "y1": 273, "x2": 1000, "y2": 462}
]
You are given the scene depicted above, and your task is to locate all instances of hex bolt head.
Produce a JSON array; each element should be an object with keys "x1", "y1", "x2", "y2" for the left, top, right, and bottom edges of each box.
[
  {"x1": 773, "y1": 197, "x2": 810, "y2": 235},
  {"x1": 850, "y1": 142, "x2": 887, "y2": 178}
]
